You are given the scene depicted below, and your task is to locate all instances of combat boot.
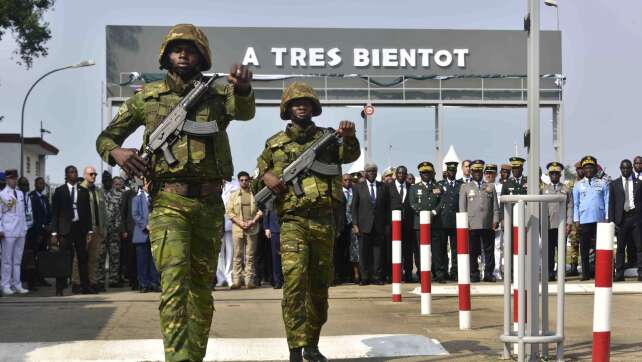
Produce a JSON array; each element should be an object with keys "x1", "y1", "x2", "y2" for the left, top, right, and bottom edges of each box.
[
  {"x1": 289, "y1": 347, "x2": 303, "y2": 362},
  {"x1": 303, "y1": 345, "x2": 327, "y2": 362}
]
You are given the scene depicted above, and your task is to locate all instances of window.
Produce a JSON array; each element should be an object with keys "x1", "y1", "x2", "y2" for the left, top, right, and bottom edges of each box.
[
  {"x1": 35, "y1": 160, "x2": 41, "y2": 177},
  {"x1": 26, "y1": 156, "x2": 31, "y2": 174}
]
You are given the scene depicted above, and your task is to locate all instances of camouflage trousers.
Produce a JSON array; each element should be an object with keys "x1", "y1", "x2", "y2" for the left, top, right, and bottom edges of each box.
[
  {"x1": 280, "y1": 209, "x2": 335, "y2": 349},
  {"x1": 96, "y1": 232, "x2": 121, "y2": 285},
  {"x1": 568, "y1": 224, "x2": 580, "y2": 265},
  {"x1": 149, "y1": 191, "x2": 223, "y2": 362}
]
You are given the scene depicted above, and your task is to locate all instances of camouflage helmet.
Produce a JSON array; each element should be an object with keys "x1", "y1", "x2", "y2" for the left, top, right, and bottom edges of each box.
[
  {"x1": 158, "y1": 24, "x2": 212, "y2": 71},
  {"x1": 280, "y1": 82, "x2": 322, "y2": 120}
]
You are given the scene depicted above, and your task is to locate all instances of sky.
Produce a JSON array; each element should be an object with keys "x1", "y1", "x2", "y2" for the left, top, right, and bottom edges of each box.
[{"x1": 0, "y1": 0, "x2": 641, "y2": 184}]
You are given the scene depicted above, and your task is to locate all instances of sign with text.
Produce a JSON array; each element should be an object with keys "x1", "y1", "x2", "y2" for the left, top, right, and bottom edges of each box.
[{"x1": 107, "y1": 26, "x2": 562, "y2": 84}]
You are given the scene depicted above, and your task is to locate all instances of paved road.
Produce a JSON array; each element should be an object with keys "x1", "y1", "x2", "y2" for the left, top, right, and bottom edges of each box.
[{"x1": 1, "y1": 282, "x2": 642, "y2": 361}]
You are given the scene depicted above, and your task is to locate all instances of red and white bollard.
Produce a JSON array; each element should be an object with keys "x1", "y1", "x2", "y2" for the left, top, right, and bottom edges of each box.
[
  {"x1": 593, "y1": 222, "x2": 614, "y2": 362},
  {"x1": 456, "y1": 212, "x2": 471, "y2": 330},
  {"x1": 511, "y1": 204, "x2": 527, "y2": 353},
  {"x1": 420, "y1": 210, "x2": 431, "y2": 315},
  {"x1": 392, "y1": 210, "x2": 403, "y2": 302}
]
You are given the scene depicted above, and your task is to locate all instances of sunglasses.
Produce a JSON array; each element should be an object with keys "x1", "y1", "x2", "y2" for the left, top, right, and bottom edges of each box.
[{"x1": 89, "y1": 173, "x2": 97, "y2": 176}]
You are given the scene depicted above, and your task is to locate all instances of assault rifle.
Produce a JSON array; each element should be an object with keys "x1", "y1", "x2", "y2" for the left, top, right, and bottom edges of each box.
[
  {"x1": 140, "y1": 75, "x2": 220, "y2": 166},
  {"x1": 255, "y1": 128, "x2": 343, "y2": 208}
]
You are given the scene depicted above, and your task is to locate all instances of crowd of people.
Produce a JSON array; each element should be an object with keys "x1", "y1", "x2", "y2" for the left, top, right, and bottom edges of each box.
[
  {"x1": 0, "y1": 166, "x2": 159, "y2": 296},
  {"x1": 1, "y1": 153, "x2": 641, "y2": 297}
]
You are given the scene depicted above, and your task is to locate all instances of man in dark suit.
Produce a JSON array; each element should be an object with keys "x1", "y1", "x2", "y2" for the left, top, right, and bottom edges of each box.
[
  {"x1": 609, "y1": 159, "x2": 642, "y2": 281},
  {"x1": 333, "y1": 174, "x2": 353, "y2": 285},
  {"x1": 437, "y1": 162, "x2": 463, "y2": 281},
  {"x1": 387, "y1": 165, "x2": 418, "y2": 282},
  {"x1": 51, "y1": 165, "x2": 92, "y2": 295},
  {"x1": 26, "y1": 177, "x2": 52, "y2": 289},
  {"x1": 501, "y1": 157, "x2": 528, "y2": 196},
  {"x1": 352, "y1": 163, "x2": 389, "y2": 285}
]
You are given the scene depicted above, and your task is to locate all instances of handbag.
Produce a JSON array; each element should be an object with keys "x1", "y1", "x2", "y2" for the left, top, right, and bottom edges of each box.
[{"x1": 37, "y1": 250, "x2": 72, "y2": 278}]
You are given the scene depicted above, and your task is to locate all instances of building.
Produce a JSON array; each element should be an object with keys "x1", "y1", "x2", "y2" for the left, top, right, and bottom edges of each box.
[{"x1": 0, "y1": 134, "x2": 59, "y2": 186}]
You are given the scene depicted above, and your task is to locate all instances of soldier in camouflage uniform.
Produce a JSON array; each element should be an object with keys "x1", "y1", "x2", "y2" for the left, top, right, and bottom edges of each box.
[
  {"x1": 96, "y1": 24, "x2": 255, "y2": 362},
  {"x1": 565, "y1": 161, "x2": 584, "y2": 276},
  {"x1": 98, "y1": 176, "x2": 125, "y2": 286},
  {"x1": 256, "y1": 82, "x2": 359, "y2": 362}
]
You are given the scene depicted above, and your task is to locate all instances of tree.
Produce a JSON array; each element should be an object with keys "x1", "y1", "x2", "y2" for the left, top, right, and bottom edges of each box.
[{"x1": 0, "y1": 0, "x2": 55, "y2": 69}]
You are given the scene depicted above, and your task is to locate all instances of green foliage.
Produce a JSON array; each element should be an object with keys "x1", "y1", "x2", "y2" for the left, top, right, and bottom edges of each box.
[{"x1": 0, "y1": 0, "x2": 55, "y2": 68}]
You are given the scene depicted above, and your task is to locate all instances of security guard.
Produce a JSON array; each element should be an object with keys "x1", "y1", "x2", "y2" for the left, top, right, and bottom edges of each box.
[
  {"x1": 96, "y1": 24, "x2": 256, "y2": 362},
  {"x1": 409, "y1": 162, "x2": 446, "y2": 282},
  {"x1": 459, "y1": 161, "x2": 500, "y2": 282},
  {"x1": 437, "y1": 161, "x2": 463, "y2": 281},
  {"x1": 572, "y1": 156, "x2": 609, "y2": 280},
  {"x1": 256, "y1": 82, "x2": 360, "y2": 362},
  {"x1": 501, "y1": 157, "x2": 528, "y2": 196},
  {"x1": 543, "y1": 162, "x2": 573, "y2": 281}
]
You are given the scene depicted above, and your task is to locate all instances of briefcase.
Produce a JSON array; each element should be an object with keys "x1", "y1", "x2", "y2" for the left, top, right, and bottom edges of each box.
[
  {"x1": 21, "y1": 249, "x2": 36, "y2": 270},
  {"x1": 37, "y1": 251, "x2": 72, "y2": 278}
]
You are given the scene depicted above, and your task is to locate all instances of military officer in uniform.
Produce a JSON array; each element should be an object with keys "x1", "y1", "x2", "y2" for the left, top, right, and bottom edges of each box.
[
  {"x1": 437, "y1": 161, "x2": 463, "y2": 281},
  {"x1": 408, "y1": 162, "x2": 446, "y2": 282},
  {"x1": 573, "y1": 156, "x2": 609, "y2": 280},
  {"x1": 501, "y1": 157, "x2": 528, "y2": 196},
  {"x1": 543, "y1": 162, "x2": 573, "y2": 281},
  {"x1": 256, "y1": 82, "x2": 359, "y2": 362},
  {"x1": 96, "y1": 24, "x2": 255, "y2": 362},
  {"x1": 459, "y1": 161, "x2": 500, "y2": 282}
]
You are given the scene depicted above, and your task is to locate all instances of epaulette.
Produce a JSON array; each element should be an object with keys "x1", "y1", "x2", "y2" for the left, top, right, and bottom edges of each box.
[
  {"x1": 140, "y1": 80, "x2": 170, "y2": 100},
  {"x1": 265, "y1": 131, "x2": 290, "y2": 149}
]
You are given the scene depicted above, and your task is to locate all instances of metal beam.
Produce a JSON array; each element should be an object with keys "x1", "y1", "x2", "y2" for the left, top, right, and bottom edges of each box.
[
  {"x1": 526, "y1": 0, "x2": 541, "y2": 360},
  {"x1": 435, "y1": 104, "x2": 444, "y2": 177}
]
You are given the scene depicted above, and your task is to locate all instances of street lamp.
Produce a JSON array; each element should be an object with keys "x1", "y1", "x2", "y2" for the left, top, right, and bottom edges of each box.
[
  {"x1": 544, "y1": 0, "x2": 560, "y2": 31},
  {"x1": 20, "y1": 59, "x2": 95, "y2": 176}
]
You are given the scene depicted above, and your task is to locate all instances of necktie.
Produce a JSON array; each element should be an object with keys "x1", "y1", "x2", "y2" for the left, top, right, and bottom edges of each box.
[
  {"x1": 554, "y1": 184, "x2": 557, "y2": 192},
  {"x1": 400, "y1": 183, "x2": 404, "y2": 203},
  {"x1": 71, "y1": 186, "x2": 76, "y2": 203},
  {"x1": 13, "y1": 189, "x2": 17, "y2": 199},
  {"x1": 478, "y1": 182, "x2": 481, "y2": 191},
  {"x1": 624, "y1": 179, "x2": 631, "y2": 212},
  {"x1": 369, "y1": 183, "x2": 376, "y2": 205}
]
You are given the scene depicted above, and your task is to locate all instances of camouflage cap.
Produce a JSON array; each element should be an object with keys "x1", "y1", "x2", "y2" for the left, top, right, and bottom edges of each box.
[
  {"x1": 159, "y1": 24, "x2": 212, "y2": 71},
  {"x1": 280, "y1": 82, "x2": 322, "y2": 120}
]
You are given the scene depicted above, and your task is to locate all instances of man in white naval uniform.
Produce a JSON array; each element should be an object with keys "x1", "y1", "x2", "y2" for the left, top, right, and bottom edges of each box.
[
  {"x1": 216, "y1": 179, "x2": 240, "y2": 287},
  {"x1": 0, "y1": 169, "x2": 29, "y2": 295}
]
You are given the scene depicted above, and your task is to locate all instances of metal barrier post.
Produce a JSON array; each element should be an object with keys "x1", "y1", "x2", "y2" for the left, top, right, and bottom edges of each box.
[
  {"x1": 499, "y1": 194, "x2": 566, "y2": 362},
  {"x1": 556, "y1": 199, "x2": 567, "y2": 361},
  {"x1": 541, "y1": 203, "x2": 549, "y2": 359},
  {"x1": 502, "y1": 203, "x2": 513, "y2": 359}
]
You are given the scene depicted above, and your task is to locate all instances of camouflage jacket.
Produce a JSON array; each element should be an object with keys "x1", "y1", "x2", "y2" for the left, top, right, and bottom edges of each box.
[
  {"x1": 96, "y1": 73, "x2": 256, "y2": 182},
  {"x1": 105, "y1": 189, "x2": 124, "y2": 234},
  {"x1": 255, "y1": 122, "x2": 360, "y2": 216}
]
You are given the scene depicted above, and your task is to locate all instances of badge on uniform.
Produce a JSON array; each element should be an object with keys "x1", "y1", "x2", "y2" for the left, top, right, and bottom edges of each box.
[
  {"x1": 433, "y1": 188, "x2": 441, "y2": 195},
  {"x1": 417, "y1": 190, "x2": 423, "y2": 195},
  {"x1": 468, "y1": 190, "x2": 476, "y2": 197},
  {"x1": 485, "y1": 185, "x2": 493, "y2": 193}
]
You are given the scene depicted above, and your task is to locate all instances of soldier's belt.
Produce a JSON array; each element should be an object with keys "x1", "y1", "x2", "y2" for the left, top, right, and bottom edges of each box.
[{"x1": 161, "y1": 181, "x2": 222, "y2": 198}]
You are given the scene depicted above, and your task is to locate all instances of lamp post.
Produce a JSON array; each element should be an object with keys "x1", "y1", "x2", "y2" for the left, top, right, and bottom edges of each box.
[
  {"x1": 20, "y1": 60, "x2": 95, "y2": 176},
  {"x1": 544, "y1": 0, "x2": 560, "y2": 31}
]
